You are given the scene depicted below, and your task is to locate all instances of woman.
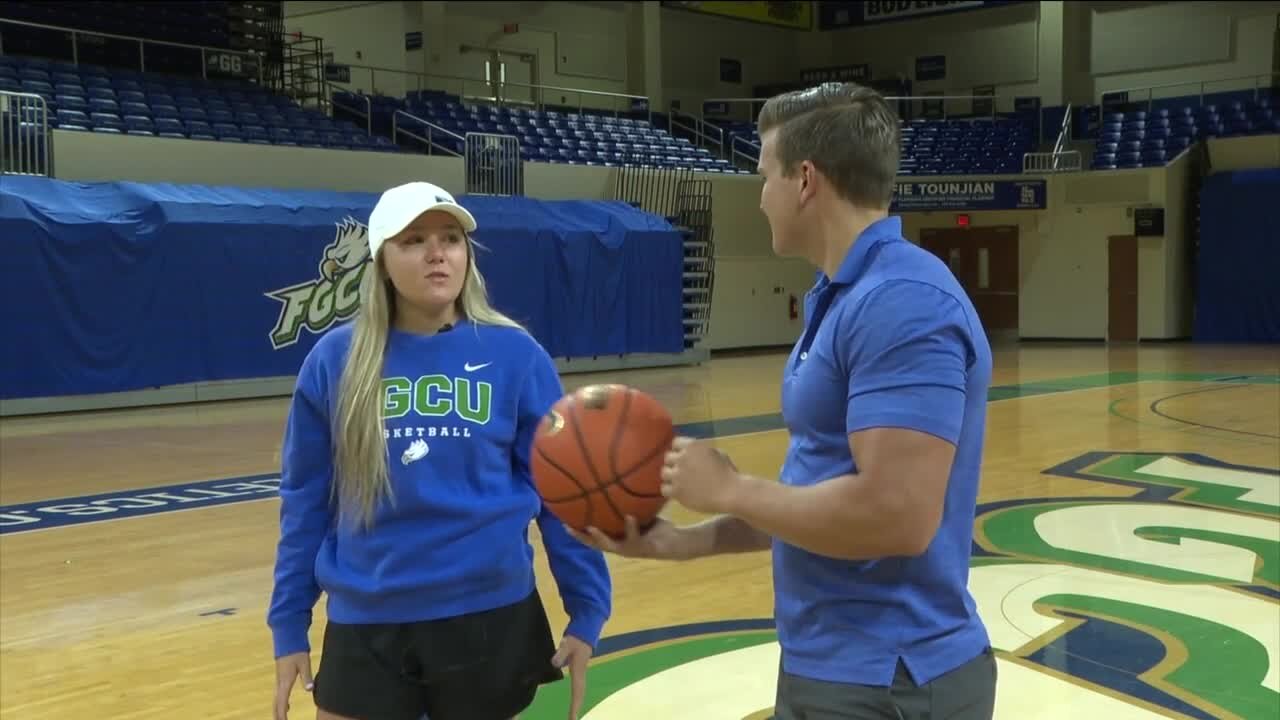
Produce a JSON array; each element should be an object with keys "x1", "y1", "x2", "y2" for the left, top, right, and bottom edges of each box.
[{"x1": 269, "y1": 181, "x2": 612, "y2": 720}]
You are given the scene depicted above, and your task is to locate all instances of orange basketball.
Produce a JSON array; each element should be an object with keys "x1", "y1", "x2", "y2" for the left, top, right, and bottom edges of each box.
[{"x1": 531, "y1": 384, "x2": 673, "y2": 539}]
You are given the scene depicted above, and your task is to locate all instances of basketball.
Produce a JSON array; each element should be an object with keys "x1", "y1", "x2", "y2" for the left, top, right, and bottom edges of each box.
[{"x1": 531, "y1": 384, "x2": 674, "y2": 539}]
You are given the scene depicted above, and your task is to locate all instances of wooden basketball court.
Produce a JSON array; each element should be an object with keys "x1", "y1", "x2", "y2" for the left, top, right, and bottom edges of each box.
[{"x1": 2, "y1": 343, "x2": 1277, "y2": 719}]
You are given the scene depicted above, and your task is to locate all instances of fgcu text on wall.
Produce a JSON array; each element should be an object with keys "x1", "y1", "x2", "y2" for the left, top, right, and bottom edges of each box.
[{"x1": 266, "y1": 217, "x2": 370, "y2": 350}]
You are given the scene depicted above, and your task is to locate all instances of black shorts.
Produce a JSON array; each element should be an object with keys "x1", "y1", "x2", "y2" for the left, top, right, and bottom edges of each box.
[{"x1": 312, "y1": 589, "x2": 564, "y2": 720}]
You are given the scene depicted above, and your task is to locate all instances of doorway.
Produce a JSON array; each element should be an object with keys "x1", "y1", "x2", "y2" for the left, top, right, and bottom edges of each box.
[
  {"x1": 1108, "y1": 235, "x2": 1139, "y2": 342},
  {"x1": 920, "y1": 225, "x2": 1020, "y2": 336},
  {"x1": 462, "y1": 45, "x2": 538, "y2": 107}
]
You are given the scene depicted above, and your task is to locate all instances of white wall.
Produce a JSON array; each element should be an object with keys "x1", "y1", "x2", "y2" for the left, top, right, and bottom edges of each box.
[
  {"x1": 430, "y1": 1, "x2": 631, "y2": 111},
  {"x1": 1089, "y1": 1, "x2": 1280, "y2": 102},
  {"x1": 823, "y1": 2, "x2": 1042, "y2": 107},
  {"x1": 284, "y1": 1, "x2": 1279, "y2": 118},
  {"x1": 51, "y1": 129, "x2": 466, "y2": 194},
  {"x1": 284, "y1": 1, "x2": 414, "y2": 98},
  {"x1": 659, "y1": 6, "x2": 803, "y2": 115}
]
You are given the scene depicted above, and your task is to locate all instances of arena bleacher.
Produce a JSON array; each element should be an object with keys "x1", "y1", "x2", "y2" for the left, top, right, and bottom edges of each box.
[
  {"x1": 333, "y1": 88, "x2": 747, "y2": 173},
  {"x1": 11, "y1": 14, "x2": 1271, "y2": 179},
  {"x1": 1091, "y1": 100, "x2": 1277, "y2": 170},
  {"x1": 0, "y1": 54, "x2": 392, "y2": 151}
]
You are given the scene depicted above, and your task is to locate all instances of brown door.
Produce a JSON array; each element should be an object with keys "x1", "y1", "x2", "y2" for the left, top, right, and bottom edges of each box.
[
  {"x1": 1108, "y1": 235, "x2": 1139, "y2": 341},
  {"x1": 920, "y1": 226, "x2": 1020, "y2": 335}
]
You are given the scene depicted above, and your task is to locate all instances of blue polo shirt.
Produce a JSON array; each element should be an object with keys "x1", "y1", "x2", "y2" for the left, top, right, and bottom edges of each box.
[{"x1": 774, "y1": 215, "x2": 993, "y2": 688}]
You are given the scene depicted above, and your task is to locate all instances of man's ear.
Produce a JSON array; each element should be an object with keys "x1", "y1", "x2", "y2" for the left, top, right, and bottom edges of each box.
[{"x1": 799, "y1": 161, "x2": 817, "y2": 203}]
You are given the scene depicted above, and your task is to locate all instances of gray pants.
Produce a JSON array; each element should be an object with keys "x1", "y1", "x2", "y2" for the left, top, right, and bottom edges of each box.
[{"x1": 774, "y1": 649, "x2": 997, "y2": 720}]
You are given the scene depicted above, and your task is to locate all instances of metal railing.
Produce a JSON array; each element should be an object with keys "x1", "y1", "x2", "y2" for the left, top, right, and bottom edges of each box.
[
  {"x1": 319, "y1": 63, "x2": 654, "y2": 124},
  {"x1": 464, "y1": 132, "x2": 522, "y2": 196},
  {"x1": 1021, "y1": 105, "x2": 1081, "y2": 172},
  {"x1": 1051, "y1": 103, "x2": 1073, "y2": 151},
  {"x1": 0, "y1": 17, "x2": 264, "y2": 84},
  {"x1": 701, "y1": 97, "x2": 768, "y2": 123},
  {"x1": 669, "y1": 106, "x2": 725, "y2": 156},
  {"x1": 1099, "y1": 72, "x2": 1279, "y2": 112},
  {"x1": 696, "y1": 93, "x2": 1021, "y2": 123},
  {"x1": 1022, "y1": 102, "x2": 1081, "y2": 173},
  {"x1": 391, "y1": 109, "x2": 466, "y2": 157},
  {"x1": 331, "y1": 91, "x2": 373, "y2": 134},
  {"x1": 497, "y1": 79, "x2": 651, "y2": 124},
  {"x1": 615, "y1": 154, "x2": 696, "y2": 219},
  {"x1": 1022, "y1": 150, "x2": 1082, "y2": 173},
  {"x1": 319, "y1": 62, "x2": 496, "y2": 105},
  {"x1": 0, "y1": 90, "x2": 50, "y2": 176},
  {"x1": 729, "y1": 135, "x2": 760, "y2": 170}
]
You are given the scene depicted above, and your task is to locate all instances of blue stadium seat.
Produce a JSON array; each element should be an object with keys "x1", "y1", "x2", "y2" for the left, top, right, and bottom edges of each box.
[
  {"x1": 119, "y1": 101, "x2": 150, "y2": 117},
  {"x1": 56, "y1": 109, "x2": 90, "y2": 130},
  {"x1": 124, "y1": 115, "x2": 154, "y2": 134},
  {"x1": 56, "y1": 94, "x2": 88, "y2": 112},
  {"x1": 1, "y1": 53, "x2": 396, "y2": 155}
]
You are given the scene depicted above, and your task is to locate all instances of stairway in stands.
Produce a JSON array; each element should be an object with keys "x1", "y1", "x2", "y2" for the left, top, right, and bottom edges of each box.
[
  {"x1": 613, "y1": 157, "x2": 716, "y2": 350},
  {"x1": 673, "y1": 179, "x2": 714, "y2": 350}
]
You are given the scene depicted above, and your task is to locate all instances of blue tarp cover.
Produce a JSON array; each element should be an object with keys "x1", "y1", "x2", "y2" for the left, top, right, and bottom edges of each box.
[{"x1": 0, "y1": 177, "x2": 685, "y2": 399}]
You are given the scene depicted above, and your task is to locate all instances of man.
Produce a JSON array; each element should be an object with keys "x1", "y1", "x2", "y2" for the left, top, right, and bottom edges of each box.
[{"x1": 570, "y1": 82, "x2": 997, "y2": 719}]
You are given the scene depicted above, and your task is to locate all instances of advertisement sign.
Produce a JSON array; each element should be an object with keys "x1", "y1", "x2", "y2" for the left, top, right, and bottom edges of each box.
[
  {"x1": 819, "y1": 1, "x2": 1024, "y2": 30},
  {"x1": 661, "y1": 1, "x2": 812, "y2": 30},
  {"x1": 891, "y1": 179, "x2": 1047, "y2": 212}
]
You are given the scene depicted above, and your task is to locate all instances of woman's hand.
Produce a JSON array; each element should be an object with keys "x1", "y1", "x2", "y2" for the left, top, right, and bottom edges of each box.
[
  {"x1": 273, "y1": 652, "x2": 314, "y2": 720},
  {"x1": 551, "y1": 634, "x2": 593, "y2": 719}
]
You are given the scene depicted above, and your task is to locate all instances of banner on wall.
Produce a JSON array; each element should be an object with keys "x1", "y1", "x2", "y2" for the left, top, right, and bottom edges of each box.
[
  {"x1": 660, "y1": 1, "x2": 813, "y2": 30},
  {"x1": 890, "y1": 179, "x2": 1046, "y2": 212},
  {"x1": 819, "y1": 1, "x2": 1024, "y2": 30},
  {"x1": 799, "y1": 64, "x2": 871, "y2": 84},
  {"x1": 915, "y1": 55, "x2": 947, "y2": 81}
]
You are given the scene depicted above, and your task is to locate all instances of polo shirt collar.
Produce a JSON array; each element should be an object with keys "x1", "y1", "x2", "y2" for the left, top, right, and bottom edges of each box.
[{"x1": 820, "y1": 215, "x2": 902, "y2": 287}]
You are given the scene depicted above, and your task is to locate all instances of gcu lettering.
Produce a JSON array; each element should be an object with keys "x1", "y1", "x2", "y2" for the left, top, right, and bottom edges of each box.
[{"x1": 382, "y1": 375, "x2": 493, "y2": 424}]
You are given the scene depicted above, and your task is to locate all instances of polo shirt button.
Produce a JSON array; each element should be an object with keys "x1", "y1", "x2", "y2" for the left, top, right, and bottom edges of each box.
[{"x1": 800, "y1": 352, "x2": 808, "y2": 361}]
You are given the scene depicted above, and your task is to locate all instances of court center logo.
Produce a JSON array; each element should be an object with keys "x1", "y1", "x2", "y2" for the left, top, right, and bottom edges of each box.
[
  {"x1": 265, "y1": 217, "x2": 370, "y2": 350},
  {"x1": 519, "y1": 451, "x2": 1279, "y2": 720}
]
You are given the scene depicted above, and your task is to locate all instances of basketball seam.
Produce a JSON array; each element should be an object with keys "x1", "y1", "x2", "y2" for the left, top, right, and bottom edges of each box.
[
  {"x1": 607, "y1": 388, "x2": 633, "y2": 478},
  {"x1": 540, "y1": 433, "x2": 669, "y2": 503},
  {"x1": 606, "y1": 388, "x2": 666, "y2": 499},
  {"x1": 567, "y1": 395, "x2": 629, "y2": 528},
  {"x1": 568, "y1": 400, "x2": 620, "y2": 527},
  {"x1": 613, "y1": 436, "x2": 670, "y2": 499},
  {"x1": 534, "y1": 445, "x2": 595, "y2": 511}
]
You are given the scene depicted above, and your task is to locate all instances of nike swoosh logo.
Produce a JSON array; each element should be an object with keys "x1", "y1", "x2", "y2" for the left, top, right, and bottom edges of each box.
[{"x1": 464, "y1": 362, "x2": 492, "y2": 372}]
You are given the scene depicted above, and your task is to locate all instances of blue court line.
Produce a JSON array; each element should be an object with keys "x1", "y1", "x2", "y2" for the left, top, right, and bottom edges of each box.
[{"x1": 4, "y1": 372, "x2": 1270, "y2": 535}]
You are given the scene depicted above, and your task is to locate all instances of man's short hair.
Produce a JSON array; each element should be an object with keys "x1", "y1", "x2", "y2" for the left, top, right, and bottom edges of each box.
[{"x1": 757, "y1": 82, "x2": 900, "y2": 209}]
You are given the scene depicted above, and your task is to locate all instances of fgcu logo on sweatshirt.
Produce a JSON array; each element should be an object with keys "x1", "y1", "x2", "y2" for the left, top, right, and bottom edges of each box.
[
  {"x1": 380, "y1": 375, "x2": 493, "y2": 458},
  {"x1": 266, "y1": 217, "x2": 370, "y2": 350}
]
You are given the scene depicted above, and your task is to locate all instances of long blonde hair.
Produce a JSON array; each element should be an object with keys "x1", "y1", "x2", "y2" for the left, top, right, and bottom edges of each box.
[{"x1": 332, "y1": 234, "x2": 524, "y2": 531}]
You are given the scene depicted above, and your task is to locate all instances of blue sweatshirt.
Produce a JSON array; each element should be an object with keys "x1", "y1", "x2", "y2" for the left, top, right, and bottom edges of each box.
[{"x1": 267, "y1": 319, "x2": 612, "y2": 659}]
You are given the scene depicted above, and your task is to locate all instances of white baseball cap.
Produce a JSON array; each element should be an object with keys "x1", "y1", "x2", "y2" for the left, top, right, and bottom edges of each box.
[{"x1": 367, "y1": 181, "x2": 477, "y2": 258}]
